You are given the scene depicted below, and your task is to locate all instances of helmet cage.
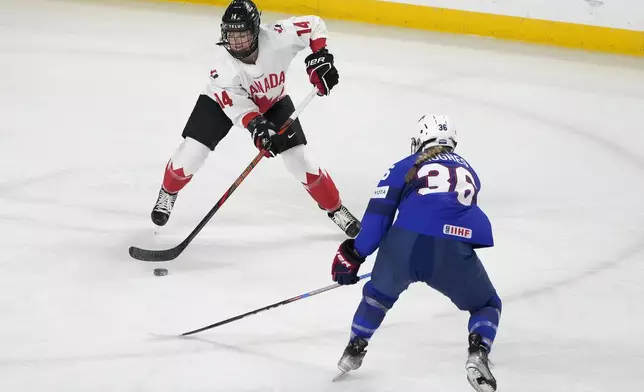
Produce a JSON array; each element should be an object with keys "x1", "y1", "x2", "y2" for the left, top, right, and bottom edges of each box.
[
  {"x1": 218, "y1": 0, "x2": 261, "y2": 59},
  {"x1": 220, "y1": 21, "x2": 259, "y2": 59}
]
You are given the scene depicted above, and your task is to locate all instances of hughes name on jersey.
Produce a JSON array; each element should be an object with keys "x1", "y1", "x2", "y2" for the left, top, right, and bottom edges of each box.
[
  {"x1": 354, "y1": 151, "x2": 494, "y2": 257},
  {"x1": 204, "y1": 16, "x2": 328, "y2": 129}
]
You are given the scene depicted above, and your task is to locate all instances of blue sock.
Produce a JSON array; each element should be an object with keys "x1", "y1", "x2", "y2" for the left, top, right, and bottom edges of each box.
[
  {"x1": 468, "y1": 294, "x2": 502, "y2": 352},
  {"x1": 350, "y1": 282, "x2": 399, "y2": 342}
]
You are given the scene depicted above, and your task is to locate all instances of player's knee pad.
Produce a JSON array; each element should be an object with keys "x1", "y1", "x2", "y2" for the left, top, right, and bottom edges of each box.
[
  {"x1": 170, "y1": 137, "x2": 211, "y2": 177},
  {"x1": 363, "y1": 281, "x2": 398, "y2": 310}
]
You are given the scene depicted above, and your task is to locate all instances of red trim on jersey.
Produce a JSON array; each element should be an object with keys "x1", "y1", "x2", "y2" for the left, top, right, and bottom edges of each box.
[
  {"x1": 241, "y1": 111, "x2": 262, "y2": 128},
  {"x1": 310, "y1": 38, "x2": 327, "y2": 53}
]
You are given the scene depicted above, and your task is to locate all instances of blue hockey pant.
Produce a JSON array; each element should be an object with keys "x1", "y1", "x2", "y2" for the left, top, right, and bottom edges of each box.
[{"x1": 349, "y1": 227, "x2": 502, "y2": 351}]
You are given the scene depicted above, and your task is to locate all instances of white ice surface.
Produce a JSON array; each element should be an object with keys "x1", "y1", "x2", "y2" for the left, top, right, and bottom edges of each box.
[{"x1": 1, "y1": 1, "x2": 643, "y2": 391}]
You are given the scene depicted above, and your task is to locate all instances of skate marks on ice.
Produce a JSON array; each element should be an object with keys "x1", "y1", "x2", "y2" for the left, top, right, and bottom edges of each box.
[
  {"x1": 339, "y1": 41, "x2": 644, "y2": 301},
  {"x1": 0, "y1": 165, "x2": 156, "y2": 229},
  {"x1": 0, "y1": 331, "x2": 329, "y2": 374}
]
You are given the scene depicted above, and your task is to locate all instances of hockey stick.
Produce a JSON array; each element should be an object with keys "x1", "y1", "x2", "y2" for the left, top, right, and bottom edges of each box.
[
  {"x1": 129, "y1": 88, "x2": 319, "y2": 262},
  {"x1": 180, "y1": 273, "x2": 372, "y2": 337}
]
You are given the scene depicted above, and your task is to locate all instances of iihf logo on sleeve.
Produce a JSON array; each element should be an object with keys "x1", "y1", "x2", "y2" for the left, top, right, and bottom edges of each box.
[
  {"x1": 443, "y1": 224, "x2": 472, "y2": 239},
  {"x1": 209, "y1": 69, "x2": 219, "y2": 80}
]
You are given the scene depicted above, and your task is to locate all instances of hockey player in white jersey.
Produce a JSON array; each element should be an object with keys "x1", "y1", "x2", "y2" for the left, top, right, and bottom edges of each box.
[{"x1": 150, "y1": 0, "x2": 360, "y2": 237}]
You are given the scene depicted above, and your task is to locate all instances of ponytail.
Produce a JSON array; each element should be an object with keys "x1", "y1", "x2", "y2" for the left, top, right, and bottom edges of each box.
[{"x1": 405, "y1": 146, "x2": 452, "y2": 183}]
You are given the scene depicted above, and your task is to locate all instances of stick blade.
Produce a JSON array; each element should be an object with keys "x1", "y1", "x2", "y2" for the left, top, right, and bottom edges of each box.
[{"x1": 128, "y1": 245, "x2": 183, "y2": 262}]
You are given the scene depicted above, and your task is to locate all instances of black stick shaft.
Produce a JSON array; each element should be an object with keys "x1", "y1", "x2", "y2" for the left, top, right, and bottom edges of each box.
[
  {"x1": 181, "y1": 273, "x2": 372, "y2": 336},
  {"x1": 128, "y1": 89, "x2": 318, "y2": 262}
]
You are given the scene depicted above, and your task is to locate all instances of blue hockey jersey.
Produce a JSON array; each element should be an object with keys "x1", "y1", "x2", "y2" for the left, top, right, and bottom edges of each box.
[{"x1": 353, "y1": 151, "x2": 494, "y2": 257}]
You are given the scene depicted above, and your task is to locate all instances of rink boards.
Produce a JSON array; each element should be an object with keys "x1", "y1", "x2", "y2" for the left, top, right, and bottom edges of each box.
[{"x1": 146, "y1": 0, "x2": 644, "y2": 56}]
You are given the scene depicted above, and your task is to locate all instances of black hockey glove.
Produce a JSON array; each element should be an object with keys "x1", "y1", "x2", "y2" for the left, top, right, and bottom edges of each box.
[
  {"x1": 305, "y1": 48, "x2": 339, "y2": 96},
  {"x1": 331, "y1": 239, "x2": 365, "y2": 285},
  {"x1": 247, "y1": 116, "x2": 279, "y2": 158}
]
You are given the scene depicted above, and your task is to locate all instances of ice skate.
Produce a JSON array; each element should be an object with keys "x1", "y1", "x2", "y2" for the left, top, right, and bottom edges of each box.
[
  {"x1": 465, "y1": 333, "x2": 497, "y2": 392},
  {"x1": 333, "y1": 338, "x2": 368, "y2": 381},
  {"x1": 328, "y1": 205, "x2": 361, "y2": 238},
  {"x1": 151, "y1": 187, "x2": 178, "y2": 227}
]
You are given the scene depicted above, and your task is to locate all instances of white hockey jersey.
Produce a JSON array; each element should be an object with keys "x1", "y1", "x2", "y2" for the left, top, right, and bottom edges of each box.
[{"x1": 203, "y1": 16, "x2": 328, "y2": 130}]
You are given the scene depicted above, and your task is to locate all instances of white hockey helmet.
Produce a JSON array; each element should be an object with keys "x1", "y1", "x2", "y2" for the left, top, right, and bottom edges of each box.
[{"x1": 410, "y1": 114, "x2": 457, "y2": 154}]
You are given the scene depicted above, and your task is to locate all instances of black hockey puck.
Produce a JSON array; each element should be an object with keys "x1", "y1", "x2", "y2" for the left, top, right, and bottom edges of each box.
[{"x1": 153, "y1": 268, "x2": 168, "y2": 276}]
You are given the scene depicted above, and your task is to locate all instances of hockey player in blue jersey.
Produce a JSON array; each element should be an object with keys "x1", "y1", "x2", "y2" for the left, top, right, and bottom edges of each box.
[{"x1": 330, "y1": 114, "x2": 501, "y2": 392}]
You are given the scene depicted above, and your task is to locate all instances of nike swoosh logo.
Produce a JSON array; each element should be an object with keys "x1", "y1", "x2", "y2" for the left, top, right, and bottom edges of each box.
[{"x1": 287, "y1": 133, "x2": 296, "y2": 138}]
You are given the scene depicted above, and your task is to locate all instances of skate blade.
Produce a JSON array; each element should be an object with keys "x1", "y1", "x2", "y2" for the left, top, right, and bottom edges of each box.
[
  {"x1": 332, "y1": 370, "x2": 348, "y2": 382},
  {"x1": 466, "y1": 368, "x2": 495, "y2": 392}
]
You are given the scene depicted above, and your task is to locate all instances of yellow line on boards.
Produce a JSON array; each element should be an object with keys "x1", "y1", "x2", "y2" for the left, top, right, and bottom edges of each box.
[{"x1": 141, "y1": 0, "x2": 644, "y2": 55}]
